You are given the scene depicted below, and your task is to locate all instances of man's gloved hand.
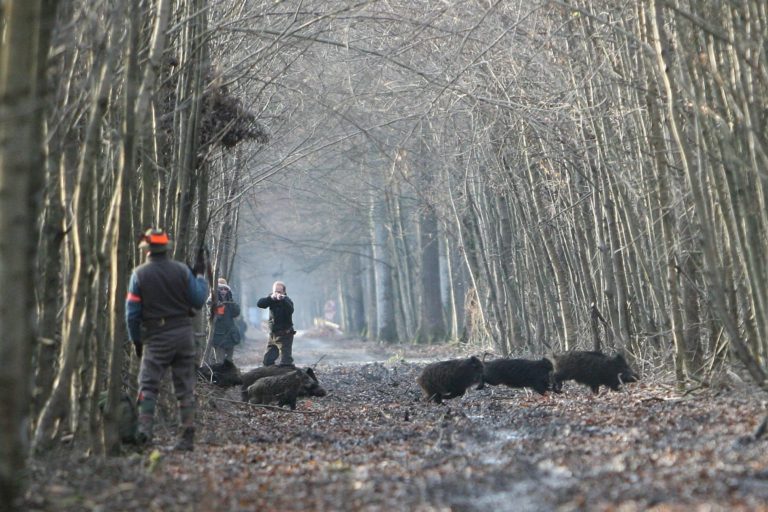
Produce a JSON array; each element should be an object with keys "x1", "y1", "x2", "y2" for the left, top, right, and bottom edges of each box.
[
  {"x1": 134, "y1": 341, "x2": 143, "y2": 359},
  {"x1": 192, "y1": 248, "x2": 206, "y2": 276}
]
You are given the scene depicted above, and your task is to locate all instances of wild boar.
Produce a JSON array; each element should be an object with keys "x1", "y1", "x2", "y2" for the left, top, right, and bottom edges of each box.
[
  {"x1": 246, "y1": 370, "x2": 315, "y2": 410},
  {"x1": 483, "y1": 357, "x2": 554, "y2": 395},
  {"x1": 240, "y1": 365, "x2": 326, "y2": 401},
  {"x1": 553, "y1": 351, "x2": 638, "y2": 394},
  {"x1": 417, "y1": 356, "x2": 485, "y2": 404}
]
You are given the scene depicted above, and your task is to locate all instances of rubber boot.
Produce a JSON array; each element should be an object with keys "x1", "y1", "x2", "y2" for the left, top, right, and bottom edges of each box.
[
  {"x1": 174, "y1": 399, "x2": 195, "y2": 451},
  {"x1": 174, "y1": 427, "x2": 195, "y2": 452},
  {"x1": 277, "y1": 337, "x2": 294, "y2": 366},
  {"x1": 263, "y1": 344, "x2": 279, "y2": 366},
  {"x1": 136, "y1": 396, "x2": 156, "y2": 446}
]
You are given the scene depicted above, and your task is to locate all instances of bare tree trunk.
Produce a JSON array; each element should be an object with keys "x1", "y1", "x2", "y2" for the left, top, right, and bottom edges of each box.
[
  {"x1": 0, "y1": 0, "x2": 58, "y2": 504},
  {"x1": 446, "y1": 165, "x2": 489, "y2": 343},
  {"x1": 138, "y1": 0, "x2": 171, "y2": 230},
  {"x1": 523, "y1": 136, "x2": 576, "y2": 350},
  {"x1": 34, "y1": 156, "x2": 65, "y2": 417},
  {"x1": 442, "y1": 229, "x2": 461, "y2": 342},
  {"x1": 101, "y1": 0, "x2": 143, "y2": 456},
  {"x1": 462, "y1": 186, "x2": 505, "y2": 347},
  {"x1": 173, "y1": 0, "x2": 207, "y2": 257},
  {"x1": 342, "y1": 253, "x2": 366, "y2": 336},
  {"x1": 416, "y1": 204, "x2": 446, "y2": 344},
  {"x1": 363, "y1": 244, "x2": 377, "y2": 340},
  {"x1": 371, "y1": 191, "x2": 397, "y2": 342},
  {"x1": 33, "y1": 34, "x2": 117, "y2": 452},
  {"x1": 648, "y1": 0, "x2": 766, "y2": 389},
  {"x1": 604, "y1": 195, "x2": 631, "y2": 347},
  {"x1": 387, "y1": 185, "x2": 415, "y2": 340}
]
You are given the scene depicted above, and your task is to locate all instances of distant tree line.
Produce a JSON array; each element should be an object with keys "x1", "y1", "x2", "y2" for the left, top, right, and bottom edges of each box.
[{"x1": 230, "y1": 0, "x2": 767, "y2": 399}]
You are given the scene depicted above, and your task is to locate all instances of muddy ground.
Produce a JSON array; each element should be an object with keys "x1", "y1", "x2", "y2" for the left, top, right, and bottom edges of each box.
[{"x1": 20, "y1": 333, "x2": 768, "y2": 511}]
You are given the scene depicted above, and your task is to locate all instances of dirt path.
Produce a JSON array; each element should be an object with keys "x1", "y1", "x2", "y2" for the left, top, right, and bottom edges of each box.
[
  {"x1": 235, "y1": 331, "x2": 444, "y2": 368},
  {"x1": 20, "y1": 338, "x2": 768, "y2": 511}
]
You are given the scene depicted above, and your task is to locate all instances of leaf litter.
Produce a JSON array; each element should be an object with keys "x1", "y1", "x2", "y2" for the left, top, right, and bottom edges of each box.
[{"x1": 20, "y1": 339, "x2": 768, "y2": 511}]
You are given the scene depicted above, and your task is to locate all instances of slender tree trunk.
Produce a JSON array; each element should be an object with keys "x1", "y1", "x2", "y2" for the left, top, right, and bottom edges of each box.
[
  {"x1": 416, "y1": 204, "x2": 446, "y2": 344},
  {"x1": 34, "y1": 157, "x2": 65, "y2": 417},
  {"x1": 363, "y1": 244, "x2": 377, "y2": 340},
  {"x1": 343, "y1": 253, "x2": 366, "y2": 336},
  {"x1": 371, "y1": 192, "x2": 397, "y2": 342},
  {"x1": 523, "y1": 136, "x2": 576, "y2": 350},
  {"x1": 388, "y1": 187, "x2": 415, "y2": 339},
  {"x1": 649, "y1": 0, "x2": 766, "y2": 388},
  {"x1": 33, "y1": 34, "x2": 117, "y2": 451},
  {"x1": 173, "y1": 0, "x2": 207, "y2": 257},
  {"x1": 101, "y1": 0, "x2": 142, "y2": 456},
  {"x1": 138, "y1": 0, "x2": 171, "y2": 230},
  {"x1": 0, "y1": 0, "x2": 58, "y2": 504},
  {"x1": 442, "y1": 230, "x2": 460, "y2": 342}
]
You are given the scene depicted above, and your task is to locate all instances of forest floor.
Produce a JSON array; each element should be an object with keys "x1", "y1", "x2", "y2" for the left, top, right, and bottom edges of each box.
[{"x1": 20, "y1": 330, "x2": 768, "y2": 512}]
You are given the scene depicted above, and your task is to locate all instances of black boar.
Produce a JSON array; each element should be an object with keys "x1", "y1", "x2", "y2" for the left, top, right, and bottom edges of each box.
[
  {"x1": 198, "y1": 359, "x2": 243, "y2": 387},
  {"x1": 240, "y1": 366, "x2": 326, "y2": 402},
  {"x1": 553, "y1": 351, "x2": 639, "y2": 394},
  {"x1": 483, "y1": 357, "x2": 554, "y2": 395},
  {"x1": 246, "y1": 370, "x2": 314, "y2": 410},
  {"x1": 417, "y1": 356, "x2": 485, "y2": 404}
]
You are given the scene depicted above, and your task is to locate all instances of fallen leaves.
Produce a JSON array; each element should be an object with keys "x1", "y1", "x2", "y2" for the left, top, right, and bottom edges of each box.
[{"x1": 19, "y1": 344, "x2": 768, "y2": 511}]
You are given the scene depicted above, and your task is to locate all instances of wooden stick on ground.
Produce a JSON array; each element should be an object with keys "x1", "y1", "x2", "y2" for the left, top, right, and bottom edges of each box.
[{"x1": 211, "y1": 396, "x2": 319, "y2": 415}]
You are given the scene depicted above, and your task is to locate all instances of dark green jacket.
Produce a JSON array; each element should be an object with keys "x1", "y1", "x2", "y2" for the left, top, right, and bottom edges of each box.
[{"x1": 211, "y1": 298, "x2": 241, "y2": 349}]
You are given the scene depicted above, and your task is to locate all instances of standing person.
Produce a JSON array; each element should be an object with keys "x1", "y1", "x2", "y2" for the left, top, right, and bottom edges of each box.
[
  {"x1": 211, "y1": 277, "x2": 241, "y2": 362},
  {"x1": 125, "y1": 228, "x2": 208, "y2": 451},
  {"x1": 257, "y1": 281, "x2": 296, "y2": 367}
]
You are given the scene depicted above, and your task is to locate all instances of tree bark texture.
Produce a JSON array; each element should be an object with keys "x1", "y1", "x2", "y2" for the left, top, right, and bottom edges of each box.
[{"x1": 0, "y1": 0, "x2": 58, "y2": 504}]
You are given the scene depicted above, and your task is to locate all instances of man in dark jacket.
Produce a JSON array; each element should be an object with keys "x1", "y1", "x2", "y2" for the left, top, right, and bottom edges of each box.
[
  {"x1": 211, "y1": 277, "x2": 241, "y2": 362},
  {"x1": 125, "y1": 228, "x2": 208, "y2": 451},
  {"x1": 257, "y1": 280, "x2": 296, "y2": 366}
]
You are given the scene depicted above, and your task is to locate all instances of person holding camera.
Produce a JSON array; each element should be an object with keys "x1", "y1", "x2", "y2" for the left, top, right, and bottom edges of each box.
[{"x1": 257, "y1": 281, "x2": 296, "y2": 367}]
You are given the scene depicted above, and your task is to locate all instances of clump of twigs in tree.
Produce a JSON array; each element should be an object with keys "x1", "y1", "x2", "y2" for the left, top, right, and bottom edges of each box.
[
  {"x1": 200, "y1": 70, "x2": 269, "y2": 150},
  {"x1": 157, "y1": 60, "x2": 269, "y2": 161}
]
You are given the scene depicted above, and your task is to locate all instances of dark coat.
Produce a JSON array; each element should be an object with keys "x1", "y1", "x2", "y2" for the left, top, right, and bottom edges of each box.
[
  {"x1": 257, "y1": 295, "x2": 294, "y2": 333},
  {"x1": 211, "y1": 287, "x2": 241, "y2": 349}
]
